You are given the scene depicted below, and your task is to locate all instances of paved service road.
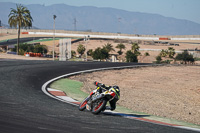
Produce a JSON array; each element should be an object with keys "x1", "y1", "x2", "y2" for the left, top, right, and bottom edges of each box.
[{"x1": 0, "y1": 60, "x2": 198, "y2": 133}]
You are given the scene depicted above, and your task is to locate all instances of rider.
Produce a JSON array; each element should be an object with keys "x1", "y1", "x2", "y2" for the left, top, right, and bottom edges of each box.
[{"x1": 94, "y1": 81, "x2": 120, "y2": 111}]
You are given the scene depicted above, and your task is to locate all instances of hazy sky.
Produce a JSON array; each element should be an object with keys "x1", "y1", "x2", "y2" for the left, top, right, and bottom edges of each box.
[{"x1": 1, "y1": 0, "x2": 200, "y2": 24}]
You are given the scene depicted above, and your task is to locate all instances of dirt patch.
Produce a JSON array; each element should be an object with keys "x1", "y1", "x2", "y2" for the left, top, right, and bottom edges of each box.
[{"x1": 69, "y1": 65, "x2": 200, "y2": 125}]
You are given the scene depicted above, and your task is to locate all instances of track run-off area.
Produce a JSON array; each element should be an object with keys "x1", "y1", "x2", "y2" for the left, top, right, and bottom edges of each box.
[{"x1": 0, "y1": 60, "x2": 200, "y2": 133}]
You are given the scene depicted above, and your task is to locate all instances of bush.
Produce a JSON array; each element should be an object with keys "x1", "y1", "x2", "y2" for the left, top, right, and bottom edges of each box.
[
  {"x1": 87, "y1": 49, "x2": 93, "y2": 56},
  {"x1": 34, "y1": 44, "x2": 47, "y2": 54},
  {"x1": 194, "y1": 57, "x2": 200, "y2": 61},
  {"x1": 18, "y1": 48, "x2": 25, "y2": 55},
  {"x1": 175, "y1": 50, "x2": 195, "y2": 64},
  {"x1": 77, "y1": 44, "x2": 86, "y2": 56},
  {"x1": 117, "y1": 50, "x2": 123, "y2": 55},
  {"x1": 125, "y1": 50, "x2": 138, "y2": 62},
  {"x1": 71, "y1": 50, "x2": 76, "y2": 57},
  {"x1": 12, "y1": 43, "x2": 48, "y2": 54},
  {"x1": 92, "y1": 47, "x2": 109, "y2": 60},
  {"x1": 156, "y1": 55, "x2": 162, "y2": 64},
  {"x1": 144, "y1": 52, "x2": 150, "y2": 56},
  {"x1": 162, "y1": 60, "x2": 173, "y2": 64}
]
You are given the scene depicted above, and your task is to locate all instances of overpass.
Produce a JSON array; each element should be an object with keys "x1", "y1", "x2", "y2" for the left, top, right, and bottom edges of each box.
[{"x1": 1, "y1": 29, "x2": 200, "y2": 41}]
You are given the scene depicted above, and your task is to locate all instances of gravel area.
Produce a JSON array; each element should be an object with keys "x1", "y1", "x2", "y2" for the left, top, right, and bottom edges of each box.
[{"x1": 69, "y1": 65, "x2": 200, "y2": 125}]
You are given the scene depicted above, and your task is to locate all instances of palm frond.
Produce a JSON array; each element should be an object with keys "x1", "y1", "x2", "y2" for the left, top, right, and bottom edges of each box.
[{"x1": 8, "y1": 4, "x2": 33, "y2": 29}]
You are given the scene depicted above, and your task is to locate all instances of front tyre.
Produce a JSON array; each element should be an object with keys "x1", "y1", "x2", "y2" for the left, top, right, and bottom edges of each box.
[
  {"x1": 78, "y1": 97, "x2": 89, "y2": 111},
  {"x1": 92, "y1": 99, "x2": 107, "y2": 114}
]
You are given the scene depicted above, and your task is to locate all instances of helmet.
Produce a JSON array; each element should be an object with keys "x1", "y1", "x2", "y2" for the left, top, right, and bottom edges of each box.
[{"x1": 113, "y1": 86, "x2": 120, "y2": 97}]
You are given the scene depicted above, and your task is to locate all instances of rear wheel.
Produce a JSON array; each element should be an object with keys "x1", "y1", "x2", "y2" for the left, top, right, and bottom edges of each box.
[
  {"x1": 78, "y1": 97, "x2": 89, "y2": 111},
  {"x1": 92, "y1": 99, "x2": 107, "y2": 114}
]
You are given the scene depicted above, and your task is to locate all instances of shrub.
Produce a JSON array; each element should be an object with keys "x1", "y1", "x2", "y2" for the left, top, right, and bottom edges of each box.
[
  {"x1": 175, "y1": 50, "x2": 195, "y2": 64},
  {"x1": 125, "y1": 50, "x2": 138, "y2": 62},
  {"x1": 145, "y1": 52, "x2": 150, "y2": 56},
  {"x1": 71, "y1": 50, "x2": 76, "y2": 57},
  {"x1": 156, "y1": 55, "x2": 162, "y2": 64},
  {"x1": 18, "y1": 48, "x2": 25, "y2": 55},
  {"x1": 34, "y1": 44, "x2": 47, "y2": 54},
  {"x1": 12, "y1": 43, "x2": 48, "y2": 54},
  {"x1": 77, "y1": 44, "x2": 86, "y2": 56},
  {"x1": 162, "y1": 60, "x2": 173, "y2": 64},
  {"x1": 87, "y1": 49, "x2": 93, "y2": 56},
  {"x1": 92, "y1": 47, "x2": 109, "y2": 60}
]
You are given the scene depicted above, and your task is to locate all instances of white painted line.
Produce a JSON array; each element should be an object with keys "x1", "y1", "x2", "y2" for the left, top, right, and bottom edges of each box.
[
  {"x1": 47, "y1": 88, "x2": 63, "y2": 92},
  {"x1": 176, "y1": 126, "x2": 200, "y2": 132},
  {"x1": 57, "y1": 96, "x2": 78, "y2": 102}
]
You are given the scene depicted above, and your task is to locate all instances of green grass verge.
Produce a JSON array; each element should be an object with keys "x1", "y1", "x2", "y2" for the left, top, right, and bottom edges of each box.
[
  {"x1": 27, "y1": 37, "x2": 81, "y2": 44},
  {"x1": 0, "y1": 40, "x2": 6, "y2": 43},
  {"x1": 50, "y1": 78, "x2": 200, "y2": 129},
  {"x1": 27, "y1": 38, "x2": 63, "y2": 43},
  {"x1": 50, "y1": 78, "x2": 88, "y2": 101}
]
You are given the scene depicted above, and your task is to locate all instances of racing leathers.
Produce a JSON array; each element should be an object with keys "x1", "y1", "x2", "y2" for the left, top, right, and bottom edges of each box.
[{"x1": 94, "y1": 81, "x2": 120, "y2": 111}]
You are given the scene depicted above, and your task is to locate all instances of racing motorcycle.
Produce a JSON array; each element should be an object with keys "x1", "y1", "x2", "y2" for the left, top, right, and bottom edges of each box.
[{"x1": 78, "y1": 88, "x2": 115, "y2": 114}]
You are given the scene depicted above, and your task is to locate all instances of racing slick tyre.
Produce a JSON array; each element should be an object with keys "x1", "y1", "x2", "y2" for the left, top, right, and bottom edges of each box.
[
  {"x1": 79, "y1": 97, "x2": 89, "y2": 111},
  {"x1": 92, "y1": 99, "x2": 107, "y2": 115}
]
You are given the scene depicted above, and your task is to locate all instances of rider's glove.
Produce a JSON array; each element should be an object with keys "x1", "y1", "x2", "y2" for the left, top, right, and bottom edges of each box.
[
  {"x1": 94, "y1": 81, "x2": 99, "y2": 86},
  {"x1": 101, "y1": 84, "x2": 105, "y2": 88},
  {"x1": 94, "y1": 81, "x2": 106, "y2": 88}
]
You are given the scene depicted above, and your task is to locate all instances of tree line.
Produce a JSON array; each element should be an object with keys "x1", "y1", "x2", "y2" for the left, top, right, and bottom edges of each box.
[
  {"x1": 74, "y1": 42, "x2": 141, "y2": 62},
  {"x1": 156, "y1": 47, "x2": 195, "y2": 64},
  {"x1": 12, "y1": 43, "x2": 48, "y2": 55}
]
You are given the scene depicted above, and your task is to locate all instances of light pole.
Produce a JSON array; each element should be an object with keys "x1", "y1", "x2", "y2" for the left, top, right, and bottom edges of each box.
[
  {"x1": 118, "y1": 17, "x2": 121, "y2": 34},
  {"x1": 74, "y1": 18, "x2": 77, "y2": 31},
  {"x1": 53, "y1": 15, "x2": 56, "y2": 60},
  {"x1": 84, "y1": 35, "x2": 90, "y2": 61}
]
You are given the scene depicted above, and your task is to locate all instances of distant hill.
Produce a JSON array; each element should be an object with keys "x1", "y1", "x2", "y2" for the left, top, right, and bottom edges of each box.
[
  {"x1": 0, "y1": 23, "x2": 9, "y2": 28},
  {"x1": 1, "y1": 2, "x2": 200, "y2": 35}
]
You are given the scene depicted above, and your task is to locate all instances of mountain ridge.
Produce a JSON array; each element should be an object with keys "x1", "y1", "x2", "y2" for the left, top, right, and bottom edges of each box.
[{"x1": 0, "y1": 2, "x2": 200, "y2": 35}]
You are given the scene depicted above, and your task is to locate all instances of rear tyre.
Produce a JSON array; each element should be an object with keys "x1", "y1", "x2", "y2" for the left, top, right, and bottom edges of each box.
[
  {"x1": 78, "y1": 97, "x2": 89, "y2": 111},
  {"x1": 92, "y1": 99, "x2": 107, "y2": 114}
]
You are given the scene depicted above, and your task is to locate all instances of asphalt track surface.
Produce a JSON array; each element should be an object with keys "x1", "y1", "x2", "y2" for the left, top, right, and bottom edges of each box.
[
  {"x1": 0, "y1": 37, "x2": 56, "y2": 46},
  {"x1": 0, "y1": 37, "x2": 112, "y2": 46},
  {"x1": 0, "y1": 60, "x2": 198, "y2": 133}
]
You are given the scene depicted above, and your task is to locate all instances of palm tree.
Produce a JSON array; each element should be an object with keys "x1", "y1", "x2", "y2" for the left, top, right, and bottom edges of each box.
[
  {"x1": 131, "y1": 42, "x2": 141, "y2": 56},
  {"x1": 103, "y1": 43, "x2": 115, "y2": 53},
  {"x1": 116, "y1": 43, "x2": 126, "y2": 55},
  {"x1": 8, "y1": 4, "x2": 33, "y2": 55}
]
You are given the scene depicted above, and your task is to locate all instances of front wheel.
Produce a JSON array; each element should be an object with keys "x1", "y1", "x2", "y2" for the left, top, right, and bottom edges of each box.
[
  {"x1": 92, "y1": 99, "x2": 107, "y2": 114},
  {"x1": 78, "y1": 97, "x2": 89, "y2": 111}
]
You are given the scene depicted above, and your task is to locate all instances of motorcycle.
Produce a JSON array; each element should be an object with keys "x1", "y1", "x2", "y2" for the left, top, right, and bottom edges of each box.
[{"x1": 78, "y1": 87, "x2": 115, "y2": 114}]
